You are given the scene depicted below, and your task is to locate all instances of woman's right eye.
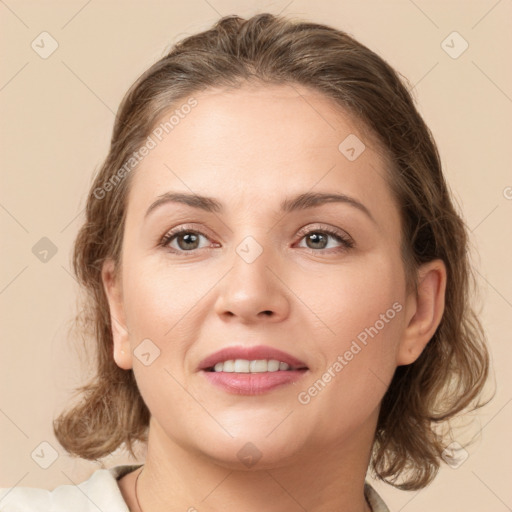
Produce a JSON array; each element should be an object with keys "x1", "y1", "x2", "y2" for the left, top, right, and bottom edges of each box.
[{"x1": 160, "y1": 229, "x2": 213, "y2": 253}]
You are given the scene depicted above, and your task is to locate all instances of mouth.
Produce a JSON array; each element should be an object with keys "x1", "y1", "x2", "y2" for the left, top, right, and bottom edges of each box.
[
  {"x1": 198, "y1": 345, "x2": 309, "y2": 395},
  {"x1": 204, "y1": 359, "x2": 306, "y2": 373}
]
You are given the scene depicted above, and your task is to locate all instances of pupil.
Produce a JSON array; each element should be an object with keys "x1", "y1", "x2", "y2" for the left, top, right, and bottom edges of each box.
[
  {"x1": 308, "y1": 233, "x2": 326, "y2": 249},
  {"x1": 180, "y1": 233, "x2": 198, "y2": 250}
]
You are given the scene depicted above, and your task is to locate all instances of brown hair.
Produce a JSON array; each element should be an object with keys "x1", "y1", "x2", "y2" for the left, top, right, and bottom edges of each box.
[{"x1": 53, "y1": 13, "x2": 491, "y2": 490}]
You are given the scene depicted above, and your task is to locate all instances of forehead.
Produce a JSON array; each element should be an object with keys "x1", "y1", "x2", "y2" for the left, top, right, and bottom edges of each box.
[{"x1": 126, "y1": 83, "x2": 397, "y2": 224}]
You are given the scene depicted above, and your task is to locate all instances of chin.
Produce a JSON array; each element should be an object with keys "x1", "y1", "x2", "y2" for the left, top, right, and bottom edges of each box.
[
  {"x1": 190, "y1": 425, "x2": 308, "y2": 470},
  {"x1": 202, "y1": 440, "x2": 303, "y2": 471}
]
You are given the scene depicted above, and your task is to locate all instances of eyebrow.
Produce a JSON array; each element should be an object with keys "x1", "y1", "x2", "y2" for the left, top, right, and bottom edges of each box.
[{"x1": 144, "y1": 191, "x2": 375, "y2": 223}]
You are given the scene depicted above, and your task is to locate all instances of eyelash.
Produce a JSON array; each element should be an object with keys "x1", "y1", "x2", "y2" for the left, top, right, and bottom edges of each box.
[{"x1": 158, "y1": 224, "x2": 354, "y2": 256}]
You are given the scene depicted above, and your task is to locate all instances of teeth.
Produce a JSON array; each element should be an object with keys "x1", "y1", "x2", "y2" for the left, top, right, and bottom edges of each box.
[
  {"x1": 223, "y1": 360, "x2": 235, "y2": 372},
  {"x1": 234, "y1": 359, "x2": 250, "y2": 373},
  {"x1": 267, "y1": 359, "x2": 280, "y2": 372},
  {"x1": 211, "y1": 359, "x2": 292, "y2": 373},
  {"x1": 249, "y1": 360, "x2": 267, "y2": 373}
]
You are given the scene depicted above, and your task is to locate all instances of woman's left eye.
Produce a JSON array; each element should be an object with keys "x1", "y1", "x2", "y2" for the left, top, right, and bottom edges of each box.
[{"x1": 295, "y1": 228, "x2": 354, "y2": 252}]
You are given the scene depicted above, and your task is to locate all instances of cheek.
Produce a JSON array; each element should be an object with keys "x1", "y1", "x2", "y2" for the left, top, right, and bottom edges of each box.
[
  {"x1": 119, "y1": 263, "x2": 197, "y2": 405},
  {"x1": 306, "y1": 251, "x2": 405, "y2": 342},
  {"x1": 121, "y1": 263, "x2": 203, "y2": 434},
  {"x1": 300, "y1": 252, "x2": 405, "y2": 404},
  {"x1": 295, "y1": 302, "x2": 404, "y2": 447},
  {"x1": 122, "y1": 257, "x2": 204, "y2": 338}
]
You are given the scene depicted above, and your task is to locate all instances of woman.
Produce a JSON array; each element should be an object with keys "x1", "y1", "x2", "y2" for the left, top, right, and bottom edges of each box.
[{"x1": 0, "y1": 12, "x2": 490, "y2": 512}]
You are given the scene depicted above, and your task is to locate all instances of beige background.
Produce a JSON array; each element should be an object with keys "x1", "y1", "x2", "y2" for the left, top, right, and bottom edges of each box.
[{"x1": 1, "y1": 1, "x2": 511, "y2": 510}]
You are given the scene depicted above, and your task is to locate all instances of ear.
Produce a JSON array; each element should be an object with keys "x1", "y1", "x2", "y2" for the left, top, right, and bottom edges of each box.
[
  {"x1": 101, "y1": 258, "x2": 133, "y2": 370},
  {"x1": 397, "y1": 259, "x2": 447, "y2": 366}
]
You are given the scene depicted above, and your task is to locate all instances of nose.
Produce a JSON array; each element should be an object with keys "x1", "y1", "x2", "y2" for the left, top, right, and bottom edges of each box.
[{"x1": 213, "y1": 243, "x2": 291, "y2": 324}]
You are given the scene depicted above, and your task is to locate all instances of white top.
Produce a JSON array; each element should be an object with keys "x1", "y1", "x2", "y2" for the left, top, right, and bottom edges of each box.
[{"x1": 0, "y1": 464, "x2": 390, "y2": 511}]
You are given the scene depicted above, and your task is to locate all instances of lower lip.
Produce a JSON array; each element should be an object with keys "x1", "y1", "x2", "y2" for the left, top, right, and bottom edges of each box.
[{"x1": 201, "y1": 370, "x2": 307, "y2": 395}]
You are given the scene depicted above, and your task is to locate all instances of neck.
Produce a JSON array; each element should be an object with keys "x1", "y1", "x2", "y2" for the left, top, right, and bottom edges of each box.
[{"x1": 135, "y1": 416, "x2": 376, "y2": 512}]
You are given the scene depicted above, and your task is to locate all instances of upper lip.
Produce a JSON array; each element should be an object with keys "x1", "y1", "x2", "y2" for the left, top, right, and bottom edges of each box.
[{"x1": 198, "y1": 345, "x2": 308, "y2": 371}]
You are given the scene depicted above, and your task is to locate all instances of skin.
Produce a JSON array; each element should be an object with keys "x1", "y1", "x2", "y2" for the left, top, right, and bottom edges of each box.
[{"x1": 102, "y1": 83, "x2": 446, "y2": 512}]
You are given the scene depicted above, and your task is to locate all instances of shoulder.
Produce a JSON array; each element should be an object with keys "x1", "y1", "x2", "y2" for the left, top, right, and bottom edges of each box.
[
  {"x1": 364, "y1": 481, "x2": 390, "y2": 512},
  {"x1": 0, "y1": 464, "x2": 142, "y2": 512}
]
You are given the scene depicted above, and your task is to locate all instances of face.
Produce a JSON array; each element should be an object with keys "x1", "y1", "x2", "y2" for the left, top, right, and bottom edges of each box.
[{"x1": 103, "y1": 83, "x2": 443, "y2": 469}]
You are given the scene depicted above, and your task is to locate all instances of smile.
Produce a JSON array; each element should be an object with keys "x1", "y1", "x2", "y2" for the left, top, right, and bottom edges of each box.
[
  {"x1": 208, "y1": 359, "x2": 301, "y2": 373},
  {"x1": 199, "y1": 345, "x2": 309, "y2": 394}
]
